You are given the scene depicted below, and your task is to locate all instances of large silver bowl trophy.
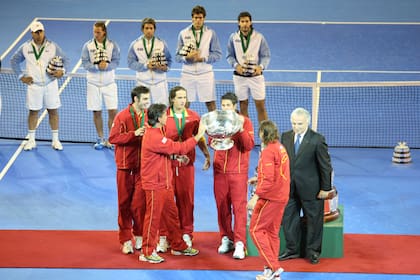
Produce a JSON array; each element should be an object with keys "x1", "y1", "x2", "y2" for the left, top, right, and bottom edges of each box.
[{"x1": 201, "y1": 110, "x2": 243, "y2": 150}]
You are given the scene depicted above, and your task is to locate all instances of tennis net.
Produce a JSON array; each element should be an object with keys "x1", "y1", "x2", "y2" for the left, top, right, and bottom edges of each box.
[{"x1": 1, "y1": 68, "x2": 419, "y2": 148}]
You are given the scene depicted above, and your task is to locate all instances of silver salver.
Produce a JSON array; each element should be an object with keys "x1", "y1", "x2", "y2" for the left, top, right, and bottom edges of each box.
[{"x1": 201, "y1": 110, "x2": 243, "y2": 150}]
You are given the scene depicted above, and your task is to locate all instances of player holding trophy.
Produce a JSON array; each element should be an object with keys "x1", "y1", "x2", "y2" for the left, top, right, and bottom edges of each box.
[
  {"x1": 128, "y1": 17, "x2": 172, "y2": 105},
  {"x1": 81, "y1": 21, "x2": 121, "y2": 150},
  {"x1": 227, "y1": 11, "x2": 271, "y2": 124},
  {"x1": 10, "y1": 21, "x2": 69, "y2": 151},
  {"x1": 175, "y1": 5, "x2": 222, "y2": 112}
]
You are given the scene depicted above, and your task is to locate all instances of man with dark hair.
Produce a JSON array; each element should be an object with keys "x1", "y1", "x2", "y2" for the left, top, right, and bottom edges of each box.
[
  {"x1": 279, "y1": 107, "x2": 333, "y2": 265},
  {"x1": 175, "y1": 5, "x2": 222, "y2": 112},
  {"x1": 227, "y1": 11, "x2": 271, "y2": 124},
  {"x1": 139, "y1": 103, "x2": 205, "y2": 263},
  {"x1": 212, "y1": 92, "x2": 254, "y2": 259},
  {"x1": 109, "y1": 86, "x2": 151, "y2": 254},
  {"x1": 128, "y1": 18, "x2": 172, "y2": 105}
]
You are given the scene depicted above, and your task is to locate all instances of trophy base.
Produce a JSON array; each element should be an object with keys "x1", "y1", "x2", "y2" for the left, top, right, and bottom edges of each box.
[
  {"x1": 324, "y1": 209, "x2": 340, "y2": 223},
  {"x1": 210, "y1": 139, "x2": 234, "y2": 150}
]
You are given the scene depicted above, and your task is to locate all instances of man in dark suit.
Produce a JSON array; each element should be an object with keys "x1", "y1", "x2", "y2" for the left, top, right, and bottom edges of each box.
[{"x1": 279, "y1": 107, "x2": 333, "y2": 265}]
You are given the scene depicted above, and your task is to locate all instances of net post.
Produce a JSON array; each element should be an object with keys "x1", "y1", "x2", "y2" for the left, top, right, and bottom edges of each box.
[{"x1": 311, "y1": 70, "x2": 322, "y2": 131}]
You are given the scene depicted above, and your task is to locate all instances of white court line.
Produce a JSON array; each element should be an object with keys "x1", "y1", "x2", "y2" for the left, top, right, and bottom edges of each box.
[
  {"x1": 0, "y1": 19, "x2": 96, "y2": 181},
  {"x1": 35, "y1": 17, "x2": 420, "y2": 25}
]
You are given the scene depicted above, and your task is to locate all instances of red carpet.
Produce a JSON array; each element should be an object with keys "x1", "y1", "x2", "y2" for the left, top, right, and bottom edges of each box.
[{"x1": 0, "y1": 230, "x2": 419, "y2": 274}]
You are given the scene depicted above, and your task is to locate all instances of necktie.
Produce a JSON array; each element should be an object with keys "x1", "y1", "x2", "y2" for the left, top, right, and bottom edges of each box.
[{"x1": 294, "y1": 134, "x2": 301, "y2": 154}]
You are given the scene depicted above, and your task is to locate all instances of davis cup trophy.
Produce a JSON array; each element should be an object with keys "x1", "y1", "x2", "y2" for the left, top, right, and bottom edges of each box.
[
  {"x1": 242, "y1": 53, "x2": 257, "y2": 76},
  {"x1": 46, "y1": 56, "x2": 64, "y2": 78},
  {"x1": 201, "y1": 110, "x2": 244, "y2": 150}
]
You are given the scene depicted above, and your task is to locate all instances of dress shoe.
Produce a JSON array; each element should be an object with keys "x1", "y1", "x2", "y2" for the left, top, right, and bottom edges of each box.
[
  {"x1": 279, "y1": 251, "x2": 300, "y2": 261},
  {"x1": 310, "y1": 253, "x2": 320, "y2": 264}
]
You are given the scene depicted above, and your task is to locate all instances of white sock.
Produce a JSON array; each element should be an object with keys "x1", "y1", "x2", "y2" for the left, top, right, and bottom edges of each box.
[
  {"x1": 51, "y1": 130, "x2": 59, "y2": 142},
  {"x1": 28, "y1": 130, "x2": 36, "y2": 141}
]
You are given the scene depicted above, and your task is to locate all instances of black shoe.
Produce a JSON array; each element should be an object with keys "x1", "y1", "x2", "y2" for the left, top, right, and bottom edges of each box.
[
  {"x1": 310, "y1": 253, "x2": 320, "y2": 264},
  {"x1": 279, "y1": 251, "x2": 300, "y2": 261}
]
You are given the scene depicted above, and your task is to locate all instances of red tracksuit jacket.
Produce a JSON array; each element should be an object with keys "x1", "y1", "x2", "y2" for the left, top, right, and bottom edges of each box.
[
  {"x1": 141, "y1": 127, "x2": 198, "y2": 190},
  {"x1": 109, "y1": 104, "x2": 148, "y2": 169},
  {"x1": 255, "y1": 141, "x2": 290, "y2": 201}
]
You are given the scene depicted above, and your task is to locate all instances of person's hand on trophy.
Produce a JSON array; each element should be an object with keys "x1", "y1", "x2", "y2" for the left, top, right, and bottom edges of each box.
[
  {"x1": 147, "y1": 59, "x2": 157, "y2": 70},
  {"x1": 194, "y1": 120, "x2": 206, "y2": 142},
  {"x1": 188, "y1": 49, "x2": 204, "y2": 63},
  {"x1": 253, "y1": 65, "x2": 263, "y2": 76},
  {"x1": 98, "y1": 60, "x2": 108, "y2": 70},
  {"x1": 94, "y1": 48, "x2": 109, "y2": 70},
  {"x1": 235, "y1": 64, "x2": 245, "y2": 75}
]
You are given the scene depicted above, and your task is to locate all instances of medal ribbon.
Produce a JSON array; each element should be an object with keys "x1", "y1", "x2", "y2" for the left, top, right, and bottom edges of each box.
[
  {"x1": 142, "y1": 36, "x2": 155, "y2": 59},
  {"x1": 171, "y1": 107, "x2": 185, "y2": 140},
  {"x1": 130, "y1": 105, "x2": 144, "y2": 130},
  {"x1": 31, "y1": 43, "x2": 45, "y2": 61},
  {"x1": 192, "y1": 26, "x2": 203, "y2": 49},
  {"x1": 240, "y1": 29, "x2": 253, "y2": 53},
  {"x1": 94, "y1": 38, "x2": 106, "y2": 50}
]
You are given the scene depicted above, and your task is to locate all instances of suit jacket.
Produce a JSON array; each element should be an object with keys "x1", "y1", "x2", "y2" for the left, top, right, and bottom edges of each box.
[{"x1": 281, "y1": 129, "x2": 332, "y2": 200}]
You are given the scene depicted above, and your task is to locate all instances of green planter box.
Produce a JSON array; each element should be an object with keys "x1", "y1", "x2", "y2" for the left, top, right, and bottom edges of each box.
[{"x1": 246, "y1": 205, "x2": 344, "y2": 258}]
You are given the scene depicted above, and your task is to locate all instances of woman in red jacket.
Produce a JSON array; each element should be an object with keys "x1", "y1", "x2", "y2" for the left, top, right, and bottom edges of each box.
[
  {"x1": 247, "y1": 120, "x2": 290, "y2": 280},
  {"x1": 139, "y1": 103, "x2": 205, "y2": 264}
]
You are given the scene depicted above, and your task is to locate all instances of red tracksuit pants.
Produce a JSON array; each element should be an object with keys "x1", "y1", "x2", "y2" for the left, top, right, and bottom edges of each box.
[
  {"x1": 213, "y1": 172, "x2": 248, "y2": 245},
  {"x1": 249, "y1": 198, "x2": 287, "y2": 272},
  {"x1": 116, "y1": 169, "x2": 145, "y2": 244},
  {"x1": 142, "y1": 188, "x2": 188, "y2": 256},
  {"x1": 172, "y1": 164, "x2": 195, "y2": 236}
]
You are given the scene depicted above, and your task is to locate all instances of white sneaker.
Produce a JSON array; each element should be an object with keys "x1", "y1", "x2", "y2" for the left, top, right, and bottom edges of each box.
[
  {"x1": 218, "y1": 236, "x2": 234, "y2": 254},
  {"x1": 52, "y1": 140, "x2": 63, "y2": 151},
  {"x1": 256, "y1": 267, "x2": 284, "y2": 280},
  {"x1": 156, "y1": 236, "x2": 169, "y2": 253},
  {"x1": 134, "y1": 236, "x2": 142, "y2": 250},
  {"x1": 233, "y1": 241, "x2": 246, "y2": 259},
  {"x1": 139, "y1": 250, "x2": 165, "y2": 264},
  {"x1": 182, "y1": 234, "x2": 192, "y2": 247},
  {"x1": 121, "y1": 240, "x2": 134, "y2": 254},
  {"x1": 256, "y1": 266, "x2": 273, "y2": 280},
  {"x1": 23, "y1": 139, "x2": 36, "y2": 151}
]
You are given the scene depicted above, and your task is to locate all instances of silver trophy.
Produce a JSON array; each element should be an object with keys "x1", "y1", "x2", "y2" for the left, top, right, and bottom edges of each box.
[
  {"x1": 179, "y1": 42, "x2": 195, "y2": 56},
  {"x1": 151, "y1": 49, "x2": 167, "y2": 66},
  {"x1": 242, "y1": 53, "x2": 257, "y2": 76},
  {"x1": 46, "y1": 56, "x2": 63, "y2": 76},
  {"x1": 94, "y1": 48, "x2": 109, "y2": 64},
  {"x1": 201, "y1": 110, "x2": 244, "y2": 150}
]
